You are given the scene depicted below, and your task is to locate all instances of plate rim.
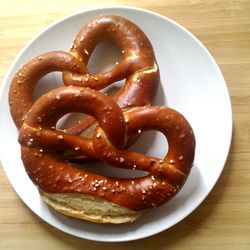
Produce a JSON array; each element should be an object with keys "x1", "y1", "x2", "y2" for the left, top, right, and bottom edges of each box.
[{"x1": 0, "y1": 5, "x2": 233, "y2": 242}]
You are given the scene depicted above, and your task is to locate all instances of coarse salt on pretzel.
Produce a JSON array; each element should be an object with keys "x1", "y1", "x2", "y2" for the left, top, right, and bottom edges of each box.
[{"x1": 19, "y1": 86, "x2": 195, "y2": 223}]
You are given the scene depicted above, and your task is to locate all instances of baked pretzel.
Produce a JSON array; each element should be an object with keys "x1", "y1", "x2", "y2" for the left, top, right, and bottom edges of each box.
[
  {"x1": 62, "y1": 15, "x2": 159, "y2": 135},
  {"x1": 18, "y1": 86, "x2": 195, "y2": 223},
  {"x1": 9, "y1": 15, "x2": 159, "y2": 149}
]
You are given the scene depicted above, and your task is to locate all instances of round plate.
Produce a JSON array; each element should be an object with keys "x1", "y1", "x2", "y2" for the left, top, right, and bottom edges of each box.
[{"x1": 0, "y1": 6, "x2": 232, "y2": 242}]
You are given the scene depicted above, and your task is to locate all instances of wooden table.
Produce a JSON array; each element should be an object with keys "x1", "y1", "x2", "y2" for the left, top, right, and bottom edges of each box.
[{"x1": 1, "y1": 0, "x2": 249, "y2": 249}]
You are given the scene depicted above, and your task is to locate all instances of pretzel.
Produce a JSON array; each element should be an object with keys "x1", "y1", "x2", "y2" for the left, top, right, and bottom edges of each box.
[
  {"x1": 62, "y1": 15, "x2": 159, "y2": 135},
  {"x1": 9, "y1": 15, "x2": 159, "y2": 151},
  {"x1": 19, "y1": 86, "x2": 195, "y2": 213}
]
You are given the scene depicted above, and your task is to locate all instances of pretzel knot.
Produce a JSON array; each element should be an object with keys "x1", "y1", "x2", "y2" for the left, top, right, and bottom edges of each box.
[{"x1": 19, "y1": 86, "x2": 195, "y2": 215}]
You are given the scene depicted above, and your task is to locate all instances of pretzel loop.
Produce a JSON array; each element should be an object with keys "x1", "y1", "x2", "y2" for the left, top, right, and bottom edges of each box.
[
  {"x1": 93, "y1": 107, "x2": 195, "y2": 186},
  {"x1": 63, "y1": 16, "x2": 158, "y2": 95},
  {"x1": 9, "y1": 51, "x2": 87, "y2": 129},
  {"x1": 19, "y1": 86, "x2": 126, "y2": 153},
  {"x1": 62, "y1": 15, "x2": 160, "y2": 135}
]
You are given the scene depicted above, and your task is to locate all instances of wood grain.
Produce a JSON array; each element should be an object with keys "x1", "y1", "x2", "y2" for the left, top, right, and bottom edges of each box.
[{"x1": 0, "y1": 0, "x2": 250, "y2": 249}]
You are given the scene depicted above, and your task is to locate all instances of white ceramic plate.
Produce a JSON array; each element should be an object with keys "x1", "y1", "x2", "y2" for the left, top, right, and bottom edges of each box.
[{"x1": 0, "y1": 6, "x2": 232, "y2": 242}]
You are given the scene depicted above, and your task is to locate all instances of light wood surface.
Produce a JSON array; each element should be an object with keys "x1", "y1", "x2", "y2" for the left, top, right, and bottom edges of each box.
[{"x1": 1, "y1": 0, "x2": 250, "y2": 249}]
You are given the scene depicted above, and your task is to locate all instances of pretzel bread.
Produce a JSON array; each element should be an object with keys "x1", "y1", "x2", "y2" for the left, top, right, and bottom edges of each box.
[{"x1": 19, "y1": 86, "x2": 195, "y2": 223}]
